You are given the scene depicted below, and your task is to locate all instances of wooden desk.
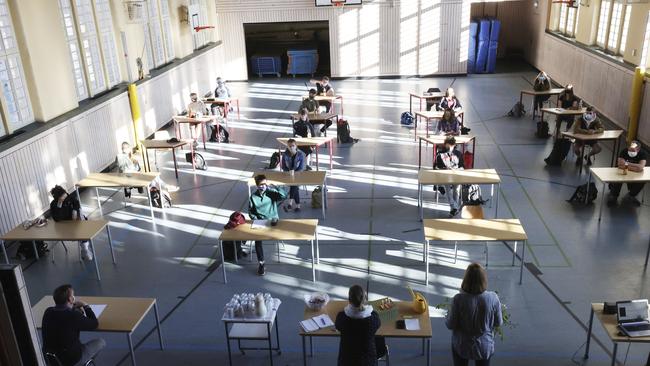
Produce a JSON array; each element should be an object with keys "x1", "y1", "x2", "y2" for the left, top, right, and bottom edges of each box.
[
  {"x1": 172, "y1": 115, "x2": 219, "y2": 150},
  {"x1": 32, "y1": 296, "x2": 164, "y2": 366},
  {"x1": 520, "y1": 88, "x2": 564, "y2": 119},
  {"x1": 560, "y1": 130, "x2": 624, "y2": 174},
  {"x1": 300, "y1": 299, "x2": 432, "y2": 366},
  {"x1": 540, "y1": 107, "x2": 586, "y2": 129},
  {"x1": 587, "y1": 167, "x2": 650, "y2": 221},
  {"x1": 302, "y1": 95, "x2": 343, "y2": 115},
  {"x1": 584, "y1": 303, "x2": 650, "y2": 366},
  {"x1": 417, "y1": 135, "x2": 476, "y2": 170},
  {"x1": 218, "y1": 219, "x2": 319, "y2": 282},
  {"x1": 1, "y1": 220, "x2": 113, "y2": 280},
  {"x1": 413, "y1": 109, "x2": 465, "y2": 141},
  {"x1": 423, "y1": 219, "x2": 527, "y2": 285},
  {"x1": 247, "y1": 171, "x2": 328, "y2": 219},
  {"x1": 202, "y1": 97, "x2": 240, "y2": 120},
  {"x1": 417, "y1": 169, "x2": 500, "y2": 220},
  {"x1": 277, "y1": 137, "x2": 335, "y2": 173},
  {"x1": 409, "y1": 91, "x2": 445, "y2": 113},
  {"x1": 76, "y1": 172, "x2": 160, "y2": 221},
  {"x1": 140, "y1": 139, "x2": 191, "y2": 179},
  {"x1": 289, "y1": 112, "x2": 338, "y2": 138}
]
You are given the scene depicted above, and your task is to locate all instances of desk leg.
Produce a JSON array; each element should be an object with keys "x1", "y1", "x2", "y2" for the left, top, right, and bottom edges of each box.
[
  {"x1": 142, "y1": 148, "x2": 148, "y2": 172},
  {"x1": 191, "y1": 140, "x2": 196, "y2": 170},
  {"x1": 95, "y1": 188, "x2": 103, "y2": 216},
  {"x1": 490, "y1": 184, "x2": 494, "y2": 209},
  {"x1": 225, "y1": 322, "x2": 233, "y2": 366},
  {"x1": 267, "y1": 322, "x2": 274, "y2": 366},
  {"x1": 584, "y1": 307, "x2": 594, "y2": 359},
  {"x1": 328, "y1": 142, "x2": 333, "y2": 173},
  {"x1": 219, "y1": 240, "x2": 227, "y2": 284},
  {"x1": 202, "y1": 123, "x2": 207, "y2": 150},
  {"x1": 154, "y1": 301, "x2": 164, "y2": 350},
  {"x1": 425, "y1": 240, "x2": 430, "y2": 286},
  {"x1": 495, "y1": 183, "x2": 500, "y2": 218},
  {"x1": 147, "y1": 188, "x2": 155, "y2": 222},
  {"x1": 89, "y1": 239, "x2": 101, "y2": 281},
  {"x1": 322, "y1": 181, "x2": 327, "y2": 219},
  {"x1": 419, "y1": 184, "x2": 423, "y2": 221},
  {"x1": 418, "y1": 137, "x2": 422, "y2": 170},
  {"x1": 106, "y1": 225, "x2": 116, "y2": 264},
  {"x1": 315, "y1": 227, "x2": 320, "y2": 265},
  {"x1": 579, "y1": 142, "x2": 585, "y2": 175},
  {"x1": 236, "y1": 99, "x2": 241, "y2": 120},
  {"x1": 1, "y1": 240, "x2": 8, "y2": 264},
  {"x1": 127, "y1": 333, "x2": 136, "y2": 366},
  {"x1": 315, "y1": 148, "x2": 320, "y2": 171},
  {"x1": 598, "y1": 182, "x2": 606, "y2": 222},
  {"x1": 302, "y1": 336, "x2": 307, "y2": 366},
  {"x1": 512, "y1": 241, "x2": 517, "y2": 266},
  {"x1": 585, "y1": 171, "x2": 592, "y2": 204},
  {"x1": 172, "y1": 147, "x2": 179, "y2": 179},
  {"x1": 611, "y1": 343, "x2": 618, "y2": 366},
  {"x1": 32, "y1": 240, "x2": 39, "y2": 260},
  {"x1": 414, "y1": 115, "x2": 418, "y2": 142},
  {"x1": 426, "y1": 338, "x2": 431, "y2": 366},
  {"x1": 410, "y1": 95, "x2": 413, "y2": 114},
  {"x1": 433, "y1": 144, "x2": 437, "y2": 169},
  {"x1": 644, "y1": 235, "x2": 650, "y2": 268},
  {"x1": 519, "y1": 240, "x2": 526, "y2": 285},
  {"x1": 310, "y1": 239, "x2": 316, "y2": 282}
]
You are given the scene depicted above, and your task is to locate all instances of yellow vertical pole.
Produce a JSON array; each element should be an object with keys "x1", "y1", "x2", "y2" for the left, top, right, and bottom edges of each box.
[
  {"x1": 627, "y1": 67, "x2": 645, "y2": 144},
  {"x1": 127, "y1": 83, "x2": 142, "y2": 151}
]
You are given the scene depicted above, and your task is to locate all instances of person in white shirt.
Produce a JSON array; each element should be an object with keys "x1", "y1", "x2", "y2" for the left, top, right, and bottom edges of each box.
[
  {"x1": 214, "y1": 77, "x2": 232, "y2": 98},
  {"x1": 116, "y1": 142, "x2": 177, "y2": 194},
  {"x1": 187, "y1": 93, "x2": 209, "y2": 148}
]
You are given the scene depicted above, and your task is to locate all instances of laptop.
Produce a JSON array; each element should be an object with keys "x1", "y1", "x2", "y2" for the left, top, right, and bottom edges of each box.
[{"x1": 616, "y1": 299, "x2": 650, "y2": 337}]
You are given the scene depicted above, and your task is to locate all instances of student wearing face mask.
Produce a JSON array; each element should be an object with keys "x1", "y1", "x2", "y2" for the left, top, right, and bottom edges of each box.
[
  {"x1": 187, "y1": 93, "x2": 209, "y2": 148},
  {"x1": 608, "y1": 141, "x2": 647, "y2": 206},
  {"x1": 299, "y1": 89, "x2": 320, "y2": 113},
  {"x1": 294, "y1": 108, "x2": 315, "y2": 168},
  {"x1": 533, "y1": 71, "x2": 551, "y2": 114},
  {"x1": 115, "y1": 142, "x2": 178, "y2": 194},
  {"x1": 437, "y1": 108, "x2": 460, "y2": 136},
  {"x1": 248, "y1": 175, "x2": 288, "y2": 276},
  {"x1": 572, "y1": 107, "x2": 603, "y2": 166},
  {"x1": 309, "y1": 76, "x2": 334, "y2": 112},
  {"x1": 556, "y1": 84, "x2": 580, "y2": 132},
  {"x1": 281, "y1": 139, "x2": 306, "y2": 212},
  {"x1": 438, "y1": 88, "x2": 462, "y2": 112},
  {"x1": 436, "y1": 136, "x2": 465, "y2": 217},
  {"x1": 49, "y1": 186, "x2": 93, "y2": 261}
]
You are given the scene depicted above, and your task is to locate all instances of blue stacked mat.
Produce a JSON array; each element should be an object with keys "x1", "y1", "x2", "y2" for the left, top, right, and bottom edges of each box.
[
  {"x1": 468, "y1": 21, "x2": 478, "y2": 73},
  {"x1": 251, "y1": 56, "x2": 282, "y2": 77},
  {"x1": 486, "y1": 19, "x2": 500, "y2": 73},
  {"x1": 475, "y1": 19, "x2": 491, "y2": 73},
  {"x1": 287, "y1": 49, "x2": 318, "y2": 77}
]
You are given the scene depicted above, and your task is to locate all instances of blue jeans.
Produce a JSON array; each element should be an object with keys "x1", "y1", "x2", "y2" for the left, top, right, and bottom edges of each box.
[
  {"x1": 452, "y1": 347, "x2": 491, "y2": 366},
  {"x1": 289, "y1": 186, "x2": 300, "y2": 204}
]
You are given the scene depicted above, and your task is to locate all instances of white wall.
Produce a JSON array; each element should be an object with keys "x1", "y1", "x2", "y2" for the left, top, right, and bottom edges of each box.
[{"x1": 216, "y1": 0, "x2": 471, "y2": 79}]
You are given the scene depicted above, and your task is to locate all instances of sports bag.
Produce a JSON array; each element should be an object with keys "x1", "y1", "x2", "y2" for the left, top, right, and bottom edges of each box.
[
  {"x1": 536, "y1": 121, "x2": 550, "y2": 138},
  {"x1": 186, "y1": 152, "x2": 207, "y2": 170},
  {"x1": 268, "y1": 152, "x2": 280, "y2": 169},
  {"x1": 507, "y1": 102, "x2": 526, "y2": 118},
  {"x1": 400, "y1": 112, "x2": 414, "y2": 126},
  {"x1": 311, "y1": 186, "x2": 323, "y2": 208},
  {"x1": 462, "y1": 184, "x2": 488, "y2": 206},
  {"x1": 567, "y1": 183, "x2": 598, "y2": 204}
]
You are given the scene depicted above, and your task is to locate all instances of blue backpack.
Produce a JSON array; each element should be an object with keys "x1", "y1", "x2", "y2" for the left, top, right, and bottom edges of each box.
[{"x1": 400, "y1": 112, "x2": 414, "y2": 125}]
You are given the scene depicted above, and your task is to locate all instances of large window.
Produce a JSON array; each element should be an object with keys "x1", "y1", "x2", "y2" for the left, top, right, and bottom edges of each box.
[
  {"x1": 142, "y1": 0, "x2": 175, "y2": 72},
  {"x1": 641, "y1": 12, "x2": 650, "y2": 67},
  {"x1": 595, "y1": 0, "x2": 631, "y2": 55},
  {"x1": 0, "y1": 0, "x2": 33, "y2": 135},
  {"x1": 557, "y1": 4, "x2": 579, "y2": 37},
  {"x1": 59, "y1": 0, "x2": 121, "y2": 101},
  {"x1": 190, "y1": 0, "x2": 210, "y2": 50}
]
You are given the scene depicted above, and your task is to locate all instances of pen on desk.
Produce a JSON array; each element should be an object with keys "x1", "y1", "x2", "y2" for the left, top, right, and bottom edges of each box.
[{"x1": 321, "y1": 318, "x2": 326, "y2": 325}]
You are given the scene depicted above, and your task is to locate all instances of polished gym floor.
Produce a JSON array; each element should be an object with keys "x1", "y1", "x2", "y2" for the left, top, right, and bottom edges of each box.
[{"x1": 18, "y1": 62, "x2": 650, "y2": 365}]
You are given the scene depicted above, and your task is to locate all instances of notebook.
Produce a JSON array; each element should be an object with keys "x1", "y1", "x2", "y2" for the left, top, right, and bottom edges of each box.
[{"x1": 300, "y1": 314, "x2": 334, "y2": 332}]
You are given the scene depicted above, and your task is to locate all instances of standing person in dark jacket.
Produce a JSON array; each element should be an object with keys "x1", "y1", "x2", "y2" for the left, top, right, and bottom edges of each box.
[
  {"x1": 49, "y1": 186, "x2": 92, "y2": 261},
  {"x1": 42, "y1": 284, "x2": 105, "y2": 366},
  {"x1": 533, "y1": 71, "x2": 551, "y2": 115},
  {"x1": 335, "y1": 285, "x2": 381, "y2": 366},
  {"x1": 281, "y1": 139, "x2": 306, "y2": 212},
  {"x1": 248, "y1": 174, "x2": 288, "y2": 276},
  {"x1": 436, "y1": 136, "x2": 465, "y2": 217}
]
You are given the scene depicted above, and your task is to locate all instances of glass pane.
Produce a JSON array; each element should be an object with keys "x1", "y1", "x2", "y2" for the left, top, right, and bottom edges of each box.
[
  {"x1": 641, "y1": 12, "x2": 650, "y2": 67},
  {"x1": 596, "y1": 0, "x2": 610, "y2": 47},
  {"x1": 559, "y1": 5, "x2": 568, "y2": 33},
  {"x1": 607, "y1": 2, "x2": 622, "y2": 50},
  {"x1": 619, "y1": 5, "x2": 631, "y2": 53}
]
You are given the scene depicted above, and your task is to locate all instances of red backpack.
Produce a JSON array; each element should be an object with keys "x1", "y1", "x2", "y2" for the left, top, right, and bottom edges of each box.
[{"x1": 224, "y1": 211, "x2": 246, "y2": 229}]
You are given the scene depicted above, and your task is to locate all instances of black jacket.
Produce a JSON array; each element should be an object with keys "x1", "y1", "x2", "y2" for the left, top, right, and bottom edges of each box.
[
  {"x1": 436, "y1": 149, "x2": 465, "y2": 170},
  {"x1": 42, "y1": 306, "x2": 98, "y2": 366},
  {"x1": 294, "y1": 119, "x2": 315, "y2": 138},
  {"x1": 335, "y1": 310, "x2": 381, "y2": 366},
  {"x1": 49, "y1": 195, "x2": 81, "y2": 222}
]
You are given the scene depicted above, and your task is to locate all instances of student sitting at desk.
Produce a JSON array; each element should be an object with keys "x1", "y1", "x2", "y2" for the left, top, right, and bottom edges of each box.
[
  {"x1": 42, "y1": 284, "x2": 105, "y2": 366},
  {"x1": 309, "y1": 76, "x2": 335, "y2": 112},
  {"x1": 187, "y1": 92, "x2": 209, "y2": 148},
  {"x1": 116, "y1": 142, "x2": 177, "y2": 194},
  {"x1": 436, "y1": 136, "x2": 465, "y2": 217},
  {"x1": 335, "y1": 285, "x2": 381, "y2": 366},
  {"x1": 446, "y1": 263, "x2": 502, "y2": 366},
  {"x1": 248, "y1": 174, "x2": 288, "y2": 276},
  {"x1": 437, "y1": 109, "x2": 460, "y2": 136},
  {"x1": 438, "y1": 87, "x2": 462, "y2": 112},
  {"x1": 282, "y1": 139, "x2": 306, "y2": 212},
  {"x1": 533, "y1": 71, "x2": 551, "y2": 115},
  {"x1": 294, "y1": 108, "x2": 315, "y2": 168},
  {"x1": 299, "y1": 89, "x2": 320, "y2": 113},
  {"x1": 572, "y1": 107, "x2": 603, "y2": 166},
  {"x1": 608, "y1": 141, "x2": 647, "y2": 206},
  {"x1": 49, "y1": 186, "x2": 92, "y2": 261},
  {"x1": 557, "y1": 84, "x2": 580, "y2": 131}
]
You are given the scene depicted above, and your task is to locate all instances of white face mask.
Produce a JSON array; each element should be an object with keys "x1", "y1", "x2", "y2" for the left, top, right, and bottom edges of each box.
[
  {"x1": 628, "y1": 151, "x2": 638, "y2": 158},
  {"x1": 583, "y1": 113, "x2": 596, "y2": 122}
]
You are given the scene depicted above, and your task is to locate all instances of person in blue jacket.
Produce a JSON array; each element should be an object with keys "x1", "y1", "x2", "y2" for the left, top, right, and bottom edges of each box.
[{"x1": 281, "y1": 138, "x2": 306, "y2": 212}]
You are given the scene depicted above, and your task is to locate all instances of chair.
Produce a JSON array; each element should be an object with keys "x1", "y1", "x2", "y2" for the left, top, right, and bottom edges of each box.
[
  {"x1": 376, "y1": 336, "x2": 390, "y2": 365},
  {"x1": 454, "y1": 205, "x2": 488, "y2": 266},
  {"x1": 44, "y1": 352, "x2": 95, "y2": 366}
]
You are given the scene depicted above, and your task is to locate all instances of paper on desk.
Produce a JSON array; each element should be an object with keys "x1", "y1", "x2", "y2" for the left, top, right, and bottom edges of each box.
[
  {"x1": 88, "y1": 304, "x2": 106, "y2": 318},
  {"x1": 251, "y1": 220, "x2": 270, "y2": 229},
  {"x1": 405, "y1": 318, "x2": 420, "y2": 331}
]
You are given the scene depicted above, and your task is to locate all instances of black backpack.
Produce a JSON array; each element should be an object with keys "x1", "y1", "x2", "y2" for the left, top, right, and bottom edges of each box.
[
  {"x1": 268, "y1": 152, "x2": 280, "y2": 169},
  {"x1": 567, "y1": 182, "x2": 598, "y2": 203},
  {"x1": 462, "y1": 184, "x2": 488, "y2": 206},
  {"x1": 544, "y1": 139, "x2": 572, "y2": 166},
  {"x1": 185, "y1": 152, "x2": 207, "y2": 170},
  {"x1": 212, "y1": 124, "x2": 229, "y2": 143},
  {"x1": 222, "y1": 240, "x2": 245, "y2": 261},
  {"x1": 16, "y1": 241, "x2": 48, "y2": 260},
  {"x1": 507, "y1": 102, "x2": 526, "y2": 118},
  {"x1": 400, "y1": 112, "x2": 414, "y2": 125},
  {"x1": 536, "y1": 121, "x2": 550, "y2": 138},
  {"x1": 337, "y1": 119, "x2": 356, "y2": 143},
  {"x1": 150, "y1": 187, "x2": 172, "y2": 208}
]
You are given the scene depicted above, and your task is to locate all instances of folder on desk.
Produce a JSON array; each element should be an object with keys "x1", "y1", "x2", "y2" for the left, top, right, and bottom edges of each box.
[
  {"x1": 251, "y1": 220, "x2": 270, "y2": 229},
  {"x1": 300, "y1": 314, "x2": 334, "y2": 332}
]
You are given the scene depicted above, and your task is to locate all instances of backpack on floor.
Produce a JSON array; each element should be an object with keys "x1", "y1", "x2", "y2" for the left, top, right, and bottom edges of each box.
[
  {"x1": 311, "y1": 186, "x2": 323, "y2": 208},
  {"x1": 222, "y1": 240, "x2": 245, "y2": 261},
  {"x1": 535, "y1": 121, "x2": 550, "y2": 139},
  {"x1": 400, "y1": 112, "x2": 414, "y2": 126},
  {"x1": 268, "y1": 152, "x2": 280, "y2": 169},
  {"x1": 16, "y1": 241, "x2": 48, "y2": 260},
  {"x1": 186, "y1": 152, "x2": 207, "y2": 170},
  {"x1": 337, "y1": 119, "x2": 353, "y2": 143},
  {"x1": 150, "y1": 187, "x2": 172, "y2": 208},
  {"x1": 544, "y1": 139, "x2": 572, "y2": 166},
  {"x1": 213, "y1": 125, "x2": 229, "y2": 143},
  {"x1": 462, "y1": 184, "x2": 488, "y2": 206},
  {"x1": 567, "y1": 183, "x2": 598, "y2": 204},
  {"x1": 463, "y1": 151, "x2": 474, "y2": 169},
  {"x1": 507, "y1": 102, "x2": 526, "y2": 118}
]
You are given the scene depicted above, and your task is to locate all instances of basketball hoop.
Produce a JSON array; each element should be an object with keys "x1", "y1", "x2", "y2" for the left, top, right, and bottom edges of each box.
[
  {"x1": 123, "y1": 0, "x2": 146, "y2": 24},
  {"x1": 194, "y1": 25, "x2": 215, "y2": 32},
  {"x1": 331, "y1": 0, "x2": 346, "y2": 7},
  {"x1": 552, "y1": 0, "x2": 577, "y2": 7}
]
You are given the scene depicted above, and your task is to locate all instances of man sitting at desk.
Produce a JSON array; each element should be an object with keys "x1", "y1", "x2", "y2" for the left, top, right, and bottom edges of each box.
[
  {"x1": 42, "y1": 284, "x2": 105, "y2": 366},
  {"x1": 437, "y1": 108, "x2": 460, "y2": 136},
  {"x1": 438, "y1": 87, "x2": 462, "y2": 112},
  {"x1": 557, "y1": 84, "x2": 580, "y2": 132},
  {"x1": 294, "y1": 108, "x2": 315, "y2": 167},
  {"x1": 282, "y1": 139, "x2": 306, "y2": 212},
  {"x1": 299, "y1": 89, "x2": 320, "y2": 113},
  {"x1": 116, "y1": 142, "x2": 177, "y2": 194},
  {"x1": 572, "y1": 107, "x2": 603, "y2": 167},
  {"x1": 248, "y1": 174, "x2": 288, "y2": 276},
  {"x1": 187, "y1": 92, "x2": 209, "y2": 148},
  {"x1": 309, "y1": 76, "x2": 335, "y2": 112},
  {"x1": 608, "y1": 141, "x2": 647, "y2": 206},
  {"x1": 49, "y1": 185, "x2": 92, "y2": 261},
  {"x1": 436, "y1": 136, "x2": 465, "y2": 217}
]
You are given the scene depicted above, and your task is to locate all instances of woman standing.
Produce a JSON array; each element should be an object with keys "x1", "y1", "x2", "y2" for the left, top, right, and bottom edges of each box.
[
  {"x1": 335, "y1": 285, "x2": 381, "y2": 366},
  {"x1": 445, "y1": 263, "x2": 503, "y2": 366}
]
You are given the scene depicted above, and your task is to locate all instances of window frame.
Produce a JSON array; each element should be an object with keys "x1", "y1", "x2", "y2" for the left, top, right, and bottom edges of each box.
[
  {"x1": 550, "y1": 2, "x2": 579, "y2": 38},
  {"x1": 595, "y1": 0, "x2": 631, "y2": 56}
]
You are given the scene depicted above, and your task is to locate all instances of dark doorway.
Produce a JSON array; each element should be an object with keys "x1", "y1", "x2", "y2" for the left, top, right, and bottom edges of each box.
[{"x1": 243, "y1": 21, "x2": 330, "y2": 79}]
